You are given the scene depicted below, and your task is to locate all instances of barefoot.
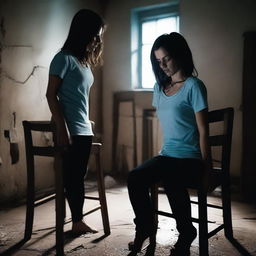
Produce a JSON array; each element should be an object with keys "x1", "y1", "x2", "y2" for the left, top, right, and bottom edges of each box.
[{"x1": 72, "y1": 220, "x2": 98, "y2": 235}]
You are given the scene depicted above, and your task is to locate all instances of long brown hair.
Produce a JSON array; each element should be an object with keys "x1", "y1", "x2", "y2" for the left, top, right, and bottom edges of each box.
[{"x1": 62, "y1": 9, "x2": 105, "y2": 67}]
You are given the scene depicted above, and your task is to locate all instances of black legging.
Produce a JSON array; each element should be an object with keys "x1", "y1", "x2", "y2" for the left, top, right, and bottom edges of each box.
[
  {"x1": 127, "y1": 155, "x2": 204, "y2": 235},
  {"x1": 62, "y1": 135, "x2": 92, "y2": 222}
]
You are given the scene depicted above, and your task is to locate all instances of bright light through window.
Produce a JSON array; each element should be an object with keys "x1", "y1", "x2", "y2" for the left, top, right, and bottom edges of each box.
[
  {"x1": 141, "y1": 17, "x2": 179, "y2": 88},
  {"x1": 131, "y1": 4, "x2": 179, "y2": 89}
]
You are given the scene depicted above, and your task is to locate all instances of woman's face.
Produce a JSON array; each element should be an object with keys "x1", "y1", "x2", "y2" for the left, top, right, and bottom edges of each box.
[
  {"x1": 87, "y1": 27, "x2": 104, "y2": 52},
  {"x1": 154, "y1": 47, "x2": 178, "y2": 77}
]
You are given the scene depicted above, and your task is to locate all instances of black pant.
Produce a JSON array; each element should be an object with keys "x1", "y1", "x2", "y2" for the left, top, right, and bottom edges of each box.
[
  {"x1": 127, "y1": 155, "x2": 204, "y2": 235},
  {"x1": 62, "y1": 136, "x2": 92, "y2": 222}
]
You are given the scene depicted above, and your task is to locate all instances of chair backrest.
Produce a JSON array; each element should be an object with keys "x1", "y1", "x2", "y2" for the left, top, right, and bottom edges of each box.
[
  {"x1": 23, "y1": 121, "x2": 56, "y2": 158},
  {"x1": 208, "y1": 108, "x2": 234, "y2": 177}
]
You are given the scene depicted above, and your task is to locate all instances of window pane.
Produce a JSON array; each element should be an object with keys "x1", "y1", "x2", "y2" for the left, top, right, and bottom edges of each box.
[
  {"x1": 156, "y1": 17, "x2": 178, "y2": 35},
  {"x1": 141, "y1": 16, "x2": 179, "y2": 88},
  {"x1": 142, "y1": 21, "x2": 156, "y2": 45},
  {"x1": 142, "y1": 45, "x2": 155, "y2": 88}
]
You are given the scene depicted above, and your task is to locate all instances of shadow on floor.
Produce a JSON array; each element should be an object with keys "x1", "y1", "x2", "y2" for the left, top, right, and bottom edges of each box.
[{"x1": 0, "y1": 181, "x2": 256, "y2": 256}]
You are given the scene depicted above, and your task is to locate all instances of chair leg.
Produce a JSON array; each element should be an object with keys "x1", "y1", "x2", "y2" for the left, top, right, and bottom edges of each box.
[
  {"x1": 24, "y1": 156, "x2": 35, "y2": 241},
  {"x1": 150, "y1": 184, "x2": 159, "y2": 229},
  {"x1": 54, "y1": 153, "x2": 65, "y2": 256},
  {"x1": 95, "y1": 151, "x2": 110, "y2": 235},
  {"x1": 221, "y1": 184, "x2": 233, "y2": 239},
  {"x1": 198, "y1": 190, "x2": 209, "y2": 256},
  {"x1": 149, "y1": 185, "x2": 158, "y2": 247}
]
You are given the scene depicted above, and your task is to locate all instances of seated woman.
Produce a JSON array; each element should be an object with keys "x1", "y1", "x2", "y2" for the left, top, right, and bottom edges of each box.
[{"x1": 127, "y1": 32, "x2": 211, "y2": 256}]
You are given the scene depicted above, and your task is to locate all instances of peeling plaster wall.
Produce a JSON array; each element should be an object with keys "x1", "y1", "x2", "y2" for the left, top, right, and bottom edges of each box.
[
  {"x1": 0, "y1": 0, "x2": 103, "y2": 203},
  {"x1": 102, "y1": 0, "x2": 256, "y2": 178}
]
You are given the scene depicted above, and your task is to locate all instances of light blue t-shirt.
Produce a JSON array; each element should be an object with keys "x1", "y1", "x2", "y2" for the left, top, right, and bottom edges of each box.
[
  {"x1": 152, "y1": 76, "x2": 208, "y2": 159},
  {"x1": 49, "y1": 51, "x2": 93, "y2": 136}
]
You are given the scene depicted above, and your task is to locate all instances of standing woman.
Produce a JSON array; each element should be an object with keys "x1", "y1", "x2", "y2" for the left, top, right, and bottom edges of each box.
[
  {"x1": 127, "y1": 32, "x2": 211, "y2": 255},
  {"x1": 46, "y1": 9, "x2": 105, "y2": 235}
]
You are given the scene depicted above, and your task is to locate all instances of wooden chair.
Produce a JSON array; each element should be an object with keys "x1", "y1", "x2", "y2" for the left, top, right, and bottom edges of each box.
[
  {"x1": 149, "y1": 107, "x2": 234, "y2": 256},
  {"x1": 22, "y1": 120, "x2": 110, "y2": 255}
]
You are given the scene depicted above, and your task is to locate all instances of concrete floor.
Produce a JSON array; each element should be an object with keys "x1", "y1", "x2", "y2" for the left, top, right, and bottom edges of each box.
[{"x1": 0, "y1": 181, "x2": 256, "y2": 256}]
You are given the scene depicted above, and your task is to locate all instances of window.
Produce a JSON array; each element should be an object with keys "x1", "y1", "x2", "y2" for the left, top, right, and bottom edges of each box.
[{"x1": 131, "y1": 3, "x2": 179, "y2": 89}]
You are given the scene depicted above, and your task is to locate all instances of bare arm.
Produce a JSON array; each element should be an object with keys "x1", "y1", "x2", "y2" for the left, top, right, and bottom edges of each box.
[
  {"x1": 195, "y1": 108, "x2": 211, "y2": 162},
  {"x1": 46, "y1": 75, "x2": 69, "y2": 146},
  {"x1": 195, "y1": 108, "x2": 212, "y2": 191}
]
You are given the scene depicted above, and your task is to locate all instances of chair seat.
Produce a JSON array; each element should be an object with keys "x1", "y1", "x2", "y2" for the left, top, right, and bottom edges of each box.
[{"x1": 188, "y1": 167, "x2": 223, "y2": 193}]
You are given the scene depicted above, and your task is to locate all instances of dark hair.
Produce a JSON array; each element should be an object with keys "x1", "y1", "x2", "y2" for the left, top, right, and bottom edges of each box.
[
  {"x1": 150, "y1": 32, "x2": 198, "y2": 88},
  {"x1": 62, "y1": 9, "x2": 105, "y2": 66}
]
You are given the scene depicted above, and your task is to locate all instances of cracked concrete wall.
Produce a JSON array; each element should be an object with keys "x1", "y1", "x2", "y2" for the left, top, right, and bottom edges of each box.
[{"x1": 0, "y1": 0, "x2": 103, "y2": 204}]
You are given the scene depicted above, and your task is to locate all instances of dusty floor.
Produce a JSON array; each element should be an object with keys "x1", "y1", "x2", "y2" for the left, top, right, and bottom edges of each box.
[{"x1": 0, "y1": 181, "x2": 256, "y2": 256}]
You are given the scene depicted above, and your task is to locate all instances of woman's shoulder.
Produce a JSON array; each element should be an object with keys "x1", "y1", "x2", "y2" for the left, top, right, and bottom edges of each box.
[
  {"x1": 185, "y1": 76, "x2": 206, "y2": 90},
  {"x1": 153, "y1": 83, "x2": 161, "y2": 93},
  {"x1": 50, "y1": 50, "x2": 73, "y2": 67},
  {"x1": 52, "y1": 50, "x2": 71, "y2": 60},
  {"x1": 186, "y1": 76, "x2": 204, "y2": 85}
]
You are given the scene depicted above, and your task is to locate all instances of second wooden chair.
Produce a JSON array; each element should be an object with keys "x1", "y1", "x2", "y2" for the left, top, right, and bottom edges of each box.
[{"x1": 22, "y1": 120, "x2": 110, "y2": 255}]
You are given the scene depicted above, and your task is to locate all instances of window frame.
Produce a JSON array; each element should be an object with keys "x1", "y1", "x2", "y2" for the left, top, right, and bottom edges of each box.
[{"x1": 131, "y1": 2, "x2": 179, "y2": 89}]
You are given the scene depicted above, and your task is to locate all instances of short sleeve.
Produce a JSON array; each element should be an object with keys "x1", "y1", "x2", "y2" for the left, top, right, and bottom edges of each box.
[
  {"x1": 189, "y1": 80, "x2": 208, "y2": 113},
  {"x1": 152, "y1": 83, "x2": 160, "y2": 109},
  {"x1": 49, "y1": 52, "x2": 69, "y2": 79}
]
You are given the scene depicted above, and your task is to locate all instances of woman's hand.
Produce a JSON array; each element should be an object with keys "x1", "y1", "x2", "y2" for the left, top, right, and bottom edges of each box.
[{"x1": 56, "y1": 124, "x2": 70, "y2": 147}]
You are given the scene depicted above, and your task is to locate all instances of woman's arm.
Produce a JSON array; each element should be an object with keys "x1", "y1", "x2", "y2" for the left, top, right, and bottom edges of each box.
[
  {"x1": 195, "y1": 108, "x2": 212, "y2": 191},
  {"x1": 46, "y1": 75, "x2": 69, "y2": 146},
  {"x1": 195, "y1": 108, "x2": 211, "y2": 162}
]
